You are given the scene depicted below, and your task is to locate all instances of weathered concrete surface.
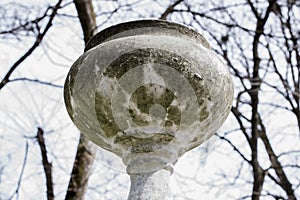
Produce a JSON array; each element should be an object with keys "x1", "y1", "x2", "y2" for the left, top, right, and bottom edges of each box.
[
  {"x1": 64, "y1": 19, "x2": 234, "y2": 199},
  {"x1": 84, "y1": 20, "x2": 210, "y2": 52},
  {"x1": 128, "y1": 168, "x2": 171, "y2": 200},
  {"x1": 64, "y1": 20, "x2": 233, "y2": 162}
]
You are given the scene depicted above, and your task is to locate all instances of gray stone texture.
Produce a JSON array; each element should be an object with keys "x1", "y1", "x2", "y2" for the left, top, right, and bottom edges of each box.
[
  {"x1": 64, "y1": 19, "x2": 234, "y2": 199},
  {"x1": 128, "y1": 169, "x2": 171, "y2": 200}
]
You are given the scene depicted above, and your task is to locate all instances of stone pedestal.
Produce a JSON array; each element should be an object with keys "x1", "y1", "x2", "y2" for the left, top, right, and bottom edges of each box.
[{"x1": 128, "y1": 168, "x2": 172, "y2": 200}]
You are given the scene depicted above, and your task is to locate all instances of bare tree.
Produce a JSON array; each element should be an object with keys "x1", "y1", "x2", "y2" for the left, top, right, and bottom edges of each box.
[
  {"x1": 64, "y1": 1, "x2": 97, "y2": 199},
  {"x1": 166, "y1": 0, "x2": 299, "y2": 199}
]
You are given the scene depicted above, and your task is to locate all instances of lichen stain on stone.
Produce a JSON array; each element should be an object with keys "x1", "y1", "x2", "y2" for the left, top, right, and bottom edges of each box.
[
  {"x1": 114, "y1": 134, "x2": 174, "y2": 153},
  {"x1": 133, "y1": 49, "x2": 209, "y2": 116},
  {"x1": 64, "y1": 58, "x2": 83, "y2": 121},
  {"x1": 93, "y1": 48, "x2": 212, "y2": 148},
  {"x1": 95, "y1": 92, "x2": 121, "y2": 138},
  {"x1": 103, "y1": 51, "x2": 150, "y2": 79},
  {"x1": 199, "y1": 109, "x2": 209, "y2": 122},
  {"x1": 129, "y1": 83, "x2": 180, "y2": 128},
  {"x1": 166, "y1": 105, "x2": 181, "y2": 126}
]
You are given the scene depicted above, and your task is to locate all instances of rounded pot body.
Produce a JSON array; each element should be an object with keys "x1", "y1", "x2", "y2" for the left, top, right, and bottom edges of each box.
[{"x1": 64, "y1": 20, "x2": 233, "y2": 172}]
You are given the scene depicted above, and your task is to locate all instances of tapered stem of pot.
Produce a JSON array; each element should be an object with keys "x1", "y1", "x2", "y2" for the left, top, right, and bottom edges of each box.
[{"x1": 127, "y1": 168, "x2": 172, "y2": 200}]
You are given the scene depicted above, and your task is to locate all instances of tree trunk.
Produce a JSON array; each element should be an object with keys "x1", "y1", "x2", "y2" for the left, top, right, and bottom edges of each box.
[{"x1": 65, "y1": 0, "x2": 97, "y2": 199}]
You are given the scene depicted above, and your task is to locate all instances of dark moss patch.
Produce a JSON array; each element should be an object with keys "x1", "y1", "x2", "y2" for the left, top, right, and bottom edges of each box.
[
  {"x1": 95, "y1": 92, "x2": 121, "y2": 138},
  {"x1": 114, "y1": 134, "x2": 174, "y2": 153},
  {"x1": 94, "y1": 48, "x2": 211, "y2": 140}
]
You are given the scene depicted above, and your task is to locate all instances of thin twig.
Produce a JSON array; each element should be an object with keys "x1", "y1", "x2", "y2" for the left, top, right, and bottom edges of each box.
[
  {"x1": 10, "y1": 78, "x2": 63, "y2": 88},
  {"x1": 8, "y1": 142, "x2": 29, "y2": 200},
  {"x1": 216, "y1": 134, "x2": 251, "y2": 163}
]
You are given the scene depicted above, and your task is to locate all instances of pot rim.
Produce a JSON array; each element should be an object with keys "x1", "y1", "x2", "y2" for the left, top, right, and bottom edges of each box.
[{"x1": 84, "y1": 19, "x2": 210, "y2": 52}]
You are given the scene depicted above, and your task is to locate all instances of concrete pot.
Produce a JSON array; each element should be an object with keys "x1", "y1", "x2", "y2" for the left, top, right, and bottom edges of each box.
[{"x1": 64, "y1": 19, "x2": 233, "y2": 199}]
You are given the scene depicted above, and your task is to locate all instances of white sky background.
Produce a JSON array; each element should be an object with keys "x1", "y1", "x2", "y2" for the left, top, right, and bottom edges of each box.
[{"x1": 0, "y1": 0, "x2": 299, "y2": 199}]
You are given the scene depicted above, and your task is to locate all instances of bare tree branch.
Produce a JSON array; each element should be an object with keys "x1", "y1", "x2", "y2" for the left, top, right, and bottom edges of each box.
[
  {"x1": 0, "y1": 0, "x2": 63, "y2": 91},
  {"x1": 36, "y1": 127, "x2": 54, "y2": 200},
  {"x1": 160, "y1": 0, "x2": 184, "y2": 20},
  {"x1": 9, "y1": 78, "x2": 63, "y2": 88},
  {"x1": 216, "y1": 134, "x2": 251, "y2": 163},
  {"x1": 258, "y1": 116, "x2": 296, "y2": 200}
]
